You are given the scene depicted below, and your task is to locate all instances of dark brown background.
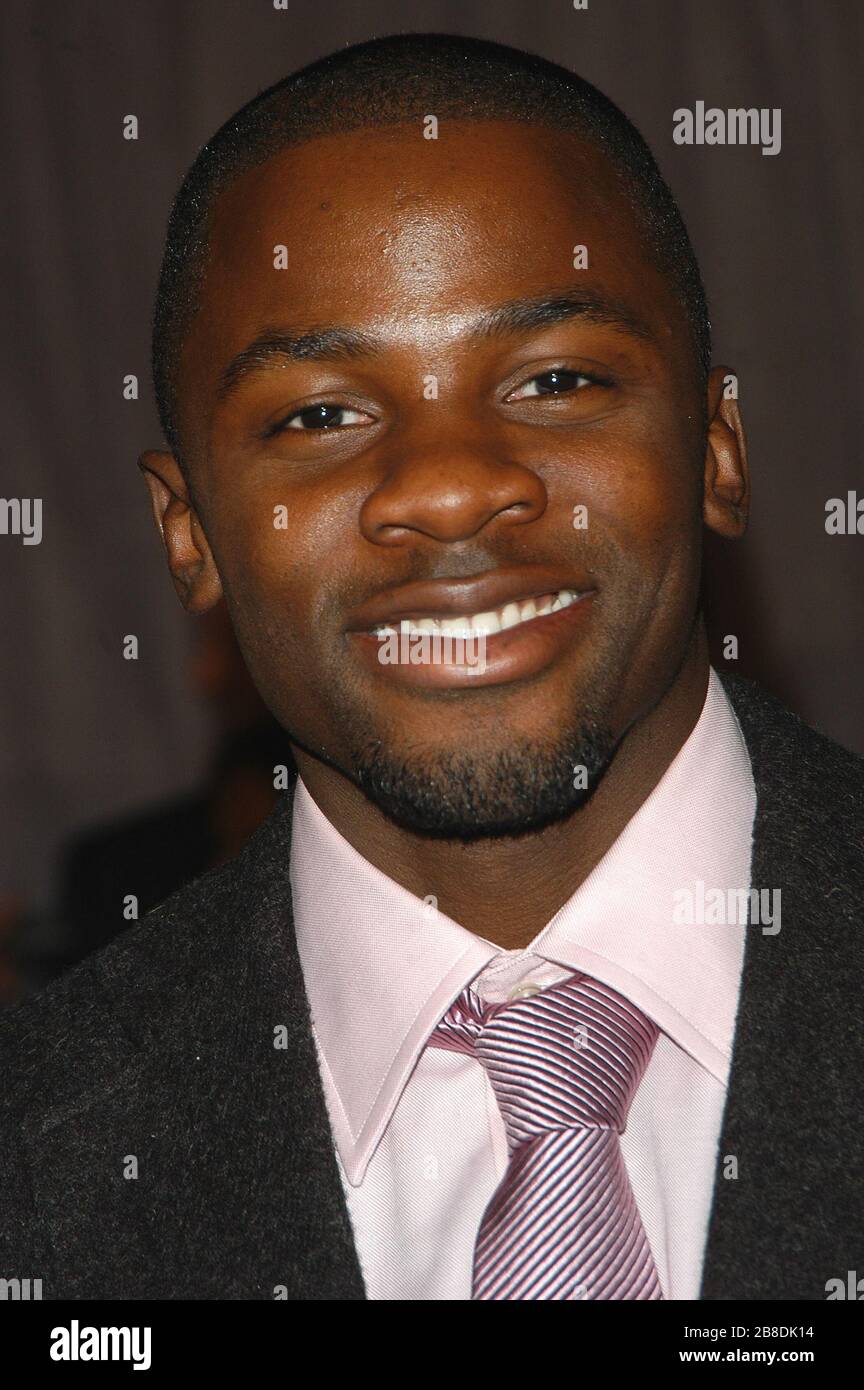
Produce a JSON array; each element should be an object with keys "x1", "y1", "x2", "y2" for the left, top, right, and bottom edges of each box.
[{"x1": 2, "y1": 0, "x2": 862, "y2": 911}]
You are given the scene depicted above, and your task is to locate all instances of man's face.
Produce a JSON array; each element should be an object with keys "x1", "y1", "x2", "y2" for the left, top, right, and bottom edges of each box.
[{"x1": 167, "y1": 120, "x2": 722, "y2": 837}]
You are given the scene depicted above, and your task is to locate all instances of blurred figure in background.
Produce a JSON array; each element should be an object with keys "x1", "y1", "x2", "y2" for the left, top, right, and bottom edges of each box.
[{"x1": 4, "y1": 602, "x2": 293, "y2": 997}]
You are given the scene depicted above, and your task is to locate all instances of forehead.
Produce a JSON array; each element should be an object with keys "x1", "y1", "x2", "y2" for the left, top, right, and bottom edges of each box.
[
  {"x1": 205, "y1": 120, "x2": 667, "y2": 312},
  {"x1": 214, "y1": 119, "x2": 626, "y2": 230}
]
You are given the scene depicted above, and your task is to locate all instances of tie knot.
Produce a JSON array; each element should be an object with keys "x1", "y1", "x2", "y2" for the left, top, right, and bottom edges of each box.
[{"x1": 428, "y1": 971, "x2": 658, "y2": 1149}]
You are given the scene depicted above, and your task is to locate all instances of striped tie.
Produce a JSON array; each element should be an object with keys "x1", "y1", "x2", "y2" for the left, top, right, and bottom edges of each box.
[{"x1": 427, "y1": 970, "x2": 663, "y2": 1300}]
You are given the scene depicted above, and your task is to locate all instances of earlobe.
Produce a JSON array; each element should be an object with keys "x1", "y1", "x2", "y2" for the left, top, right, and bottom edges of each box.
[
  {"x1": 702, "y1": 366, "x2": 750, "y2": 539},
  {"x1": 137, "y1": 450, "x2": 223, "y2": 612}
]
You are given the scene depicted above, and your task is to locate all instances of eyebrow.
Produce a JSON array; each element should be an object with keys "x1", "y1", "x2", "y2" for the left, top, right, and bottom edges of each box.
[{"x1": 216, "y1": 289, "x2": 655, "y2": 400}]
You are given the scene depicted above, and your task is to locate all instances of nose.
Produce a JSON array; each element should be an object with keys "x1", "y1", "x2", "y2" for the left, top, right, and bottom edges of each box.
[{"x1": 358, "y1": 425, "x2": 548, "y2": 546}]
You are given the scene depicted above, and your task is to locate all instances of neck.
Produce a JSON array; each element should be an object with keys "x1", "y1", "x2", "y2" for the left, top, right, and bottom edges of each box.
[{"x1": 293, "y1": 626, "x2": 711, "y2": 949}]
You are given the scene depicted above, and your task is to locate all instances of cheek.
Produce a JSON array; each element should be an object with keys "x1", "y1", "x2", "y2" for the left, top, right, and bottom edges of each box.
[
  {"x1": 206, "y1": 472, "x2": 329, "y2": 590},
  {"x1": 563, "y1": 418, "x2": 701, "y2": 557},
  {"x1": 198, "y1": 495, "x2": 309, "y2": 673},
  {"x1": 552, "y1": 420, "x2": 704, "y2": 668},
  {"x1": 203, "y1": 474, "x2": 365, "y2": 684}
]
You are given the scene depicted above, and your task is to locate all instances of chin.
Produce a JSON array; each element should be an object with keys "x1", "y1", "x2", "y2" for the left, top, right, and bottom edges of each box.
[{"x1": 351, "y1": 724, "x2": 619, "y2": 842}]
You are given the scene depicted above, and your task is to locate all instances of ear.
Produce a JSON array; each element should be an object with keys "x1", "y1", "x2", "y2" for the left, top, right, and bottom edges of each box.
[
  {"x1": 137, "y1": 451, "x2": 223, "y2": 612},
  {"x1": 702, "y1": 365, "x2": 750, "y2": 539}
]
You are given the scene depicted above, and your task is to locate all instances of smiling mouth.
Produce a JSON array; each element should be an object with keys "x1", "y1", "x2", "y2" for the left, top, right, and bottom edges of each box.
[{"x1": 367, "y1": 588, "x2": 583, "y2": 638}]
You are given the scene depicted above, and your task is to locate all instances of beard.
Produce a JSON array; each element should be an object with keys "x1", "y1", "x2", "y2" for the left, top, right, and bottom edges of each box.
[{"x1": 351, "y1": 707, "x2": 619, "y2": 841}]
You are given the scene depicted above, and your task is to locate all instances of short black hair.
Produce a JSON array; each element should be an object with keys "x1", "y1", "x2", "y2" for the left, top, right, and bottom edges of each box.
[{"x1": 152, "y1": 31, "x2": 711, "y2": 464}]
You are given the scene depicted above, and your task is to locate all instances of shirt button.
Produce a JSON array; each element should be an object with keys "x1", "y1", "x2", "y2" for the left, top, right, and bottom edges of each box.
[{"x1": 508, "y1": 981, "x2": 542, "y2": 1000}]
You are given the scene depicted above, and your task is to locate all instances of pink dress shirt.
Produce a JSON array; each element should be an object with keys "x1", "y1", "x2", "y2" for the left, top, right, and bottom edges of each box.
[{"x1": 289, "y1": 667, "x2": 756, "y2": 1300}]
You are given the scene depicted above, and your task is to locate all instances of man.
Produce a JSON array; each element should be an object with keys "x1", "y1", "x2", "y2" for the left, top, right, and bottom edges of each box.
[{"x1": 1, "y1": 33, "x2": 861, "y2": 1301}]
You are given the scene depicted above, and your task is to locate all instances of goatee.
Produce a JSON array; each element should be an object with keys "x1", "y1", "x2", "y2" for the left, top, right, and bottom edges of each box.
[{"x1": 353, "y1": 721, "x2": 618, "y2": 840}]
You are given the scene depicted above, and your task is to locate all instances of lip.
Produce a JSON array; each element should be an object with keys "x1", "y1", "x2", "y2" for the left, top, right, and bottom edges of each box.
[
  {"x1": 347, "y1": 568, "x2": 598, "y2": 690},
  {"x1": 345, "y1": 565, "x2": 597, "y2": 631}
]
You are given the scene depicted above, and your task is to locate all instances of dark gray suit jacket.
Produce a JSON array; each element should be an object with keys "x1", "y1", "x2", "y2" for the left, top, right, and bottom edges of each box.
[{"x1": 1, "y1": 675, "x2": 862, "y2": 1300}]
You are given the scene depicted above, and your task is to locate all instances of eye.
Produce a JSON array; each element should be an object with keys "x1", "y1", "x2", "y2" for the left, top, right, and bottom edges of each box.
[
  {"x1": 506, "y1": 367, "x2": 610, "y2": 401},
  {"x1": 267, "y1": 402, "x2": 373, "y2": 434}
]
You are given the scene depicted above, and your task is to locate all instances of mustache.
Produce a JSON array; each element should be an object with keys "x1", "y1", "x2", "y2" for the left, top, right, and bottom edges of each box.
[{"x1": 325, "y1": 540, "x2": 617, "y2": 616}]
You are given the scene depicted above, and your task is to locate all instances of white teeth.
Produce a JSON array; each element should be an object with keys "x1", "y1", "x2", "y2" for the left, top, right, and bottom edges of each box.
[
  {"x1": 439, "y1": 616, "x2": 475, "y2": 638},
  {"x1": 499, "y1": 602, "x2": 522, "y2": 632},
  {"x1": 470, "y1": 609, "x2": 501, "y2": 635},
  {"x1": 369, "y1": 587, "x2": 581, "y2": 637},
  {"x1": 519, "y1": 598, "x2": 537, "y2": 623}
]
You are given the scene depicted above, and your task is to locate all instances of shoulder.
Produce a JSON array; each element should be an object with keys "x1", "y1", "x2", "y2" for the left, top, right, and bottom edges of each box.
[
  {"x1": 0, "y1": 790, "x2": 295, "y2": 1116},
  {"x1": 720, "y1": 672, "x2": 864, "y2": 936},
  {"x1": 721, "y1": 671, "x2": 864, "y2": 808}
]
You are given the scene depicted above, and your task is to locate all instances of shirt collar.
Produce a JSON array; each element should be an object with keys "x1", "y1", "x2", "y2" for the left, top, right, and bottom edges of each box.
[{"x1": 290, "y1": 667, "x2": 755, "y2": 1184}]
